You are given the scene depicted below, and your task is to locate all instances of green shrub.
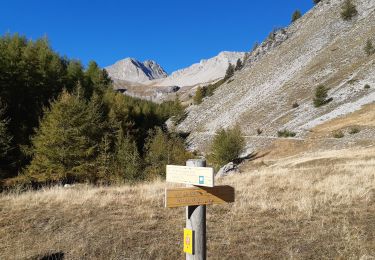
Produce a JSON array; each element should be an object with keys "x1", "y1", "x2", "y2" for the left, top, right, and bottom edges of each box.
[
  {"x1": 313, "y1": 0, "x2": 321, "y2": 4},
  {"x1": 349, "y1": 128, "x2": 360, "y2": 134},
  {"x1": 292, "y1": 10, "x2": 302, "y2": 23},
  {"x1": 257, "y1": 128, "x2": 263, "y2": 135},
  {"x1": 333, "y1": 130, "x2": 344, "y2": 138},
  {"x1": 341, "y1": 0, "x2": 358, "y2": 21},
  {"x1": 277, "y1": 129, "x2": 296, "y2": 138},
  {"x1": 313, "y1": 85, "x2": 331, "y2": 107},
  {"x1": 193, "y1": 87, "x2": 204, "y2": 105},
  {"x1": 292, "y1": 102, "x2": 299, "y2": 108},
  {"x1": 209, "y1": 126, "x2": 245, "y2": 168},
  {"x1": 364, "y1": 84, "x2": 371, "y2": 89},
  {"x1": 364, "y1": 39, "x2": 375, "y2": 56}
]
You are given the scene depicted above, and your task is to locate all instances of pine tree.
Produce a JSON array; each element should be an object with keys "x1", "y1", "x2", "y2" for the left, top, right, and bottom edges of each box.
[
  {"x1": 193, "y1": 87, "x2": 204, "y2": 105},
  {"x1": 364, "y1": 39, "x2": 375, "y2": 56},
  {"x1": 292, "y1": 10, "x2": 302, "y2": 22},
  {"x1": 27, "y1": 90, "x2": 105, "y2": 184},
  {"x1": 224, "y1": 63, "x2": 235, "y2": 80},
  {"x1": 235, "y1": 59, "x2": 243, "y2": 71},
  {"x1": 114, "y1": 129, "x2": 141, "y2": 182},
  {"x1": 0, "y1": 102, "x2": 12, "y2": 161},
  {"x1": 341, "y1": 0, "x2": 358, "y2": 21}
]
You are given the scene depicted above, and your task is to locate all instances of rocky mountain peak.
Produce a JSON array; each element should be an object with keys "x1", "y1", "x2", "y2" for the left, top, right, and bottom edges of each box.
[{"x1": 105, "y1": 58, "x2": 167, "y2": 83}]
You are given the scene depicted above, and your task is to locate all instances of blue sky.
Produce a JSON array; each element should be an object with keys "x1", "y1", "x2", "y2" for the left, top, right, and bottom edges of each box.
[{"x1": 1, "y1": 0, "x2": 313, "y2": 73}]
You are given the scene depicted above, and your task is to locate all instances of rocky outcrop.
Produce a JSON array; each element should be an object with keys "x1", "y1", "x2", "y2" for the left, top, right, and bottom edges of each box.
[
  {"x1": 105, "y1": 58, "x2": 167, "y2": 83},
  {"x1": 216, "y1": 162, "x2": 239, "y2": 178},
  {"x1": 244, "y1": 28, "x2": 290, "y2": 67}
]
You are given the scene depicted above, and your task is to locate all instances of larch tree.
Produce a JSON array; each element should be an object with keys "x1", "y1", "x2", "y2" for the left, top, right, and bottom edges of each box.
[
  {"x1": 144, "y1": 128, "x2": 190, "y2": 179},
  {"x1": 209, "y1": 125, "x2": 245, "y2": 169},
  {"x1": 0, "y1": 102, "x2": 12, "y2": 177},
  {"x1": 224, "y1": 63, "x2": 235, "y2": 80},
  {"x1": 114, "y1": 129, "x2": 142, "y2": 182},
  {"x1": 27, "y1": 90, "x2": 105, "y2": 184}
]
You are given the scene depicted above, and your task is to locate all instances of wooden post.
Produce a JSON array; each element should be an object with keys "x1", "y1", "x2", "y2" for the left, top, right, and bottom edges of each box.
[{"x1": 186, "y1": 159, "x2": 206, "y2": 260}]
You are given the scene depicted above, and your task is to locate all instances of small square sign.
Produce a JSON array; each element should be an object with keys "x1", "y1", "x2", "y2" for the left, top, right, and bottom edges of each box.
[
  {"x1": 183, "y1": 228, "x2": 194, "y2": 255},
  {"x1": 199, "y1": 176, "x2": 204, "y2": 185}
]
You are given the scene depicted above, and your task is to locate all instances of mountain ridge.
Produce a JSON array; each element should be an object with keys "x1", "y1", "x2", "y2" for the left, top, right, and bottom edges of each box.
[
  {"x1": 106, "y1": 51, "x2": 246, "y2": 88},
  {"x1": 148, "y1": 51, "x2": 246, "y2": 87}
]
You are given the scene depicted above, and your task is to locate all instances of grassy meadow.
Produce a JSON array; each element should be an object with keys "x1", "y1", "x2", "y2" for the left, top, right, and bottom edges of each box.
[{"x1": 1, "y1": 147, "x2": 374, "y2": 259}]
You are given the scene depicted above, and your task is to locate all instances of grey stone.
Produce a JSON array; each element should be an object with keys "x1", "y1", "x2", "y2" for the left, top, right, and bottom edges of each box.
[{"x1": 216, "y1": 162, "x2": 239, "y2": 178}]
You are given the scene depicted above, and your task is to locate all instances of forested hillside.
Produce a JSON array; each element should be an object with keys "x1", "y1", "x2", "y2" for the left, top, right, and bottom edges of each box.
[{"x1": 0, "y1": 34, "x2": 187, "y2": 188}]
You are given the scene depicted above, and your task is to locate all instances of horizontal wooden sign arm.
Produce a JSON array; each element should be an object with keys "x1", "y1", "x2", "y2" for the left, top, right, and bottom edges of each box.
[{"x1": 165, "y1": 185, "x2": 235, "y2": 208}]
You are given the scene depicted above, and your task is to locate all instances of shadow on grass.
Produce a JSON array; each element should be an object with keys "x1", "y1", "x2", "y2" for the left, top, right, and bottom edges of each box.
[{"x1": 37, "y1": 252, "x2": 64, "y2": 260}]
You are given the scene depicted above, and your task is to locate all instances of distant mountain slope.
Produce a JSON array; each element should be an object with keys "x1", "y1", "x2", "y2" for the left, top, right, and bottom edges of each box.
[
  {"x1": 105, "y1": 58, "x2": 167, "y2": 83},
  {"x1": 149, "y1": 51, "x2": 246, "y2": 87},
  {"x1": 106, "y1": 51, "x2": 245, "y2": 88},
  {"x1": 177, "y1": 0, "x2": 375, "y2": 151}
]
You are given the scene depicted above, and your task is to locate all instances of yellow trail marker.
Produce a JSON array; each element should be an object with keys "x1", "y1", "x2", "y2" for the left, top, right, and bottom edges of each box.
[{"x1": 184, "y1": 228, "x2": 194, "y2": 255}]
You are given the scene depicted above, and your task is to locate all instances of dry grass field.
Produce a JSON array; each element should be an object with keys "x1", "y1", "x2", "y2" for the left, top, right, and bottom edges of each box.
[{"x1": 1, "y1": 146, "x2": 374, "y2": 260}]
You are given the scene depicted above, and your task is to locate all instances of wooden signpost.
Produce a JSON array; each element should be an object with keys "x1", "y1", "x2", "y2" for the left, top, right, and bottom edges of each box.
[{"x1": 165, "y1": 159, "x2": 235, "y2": 260}]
